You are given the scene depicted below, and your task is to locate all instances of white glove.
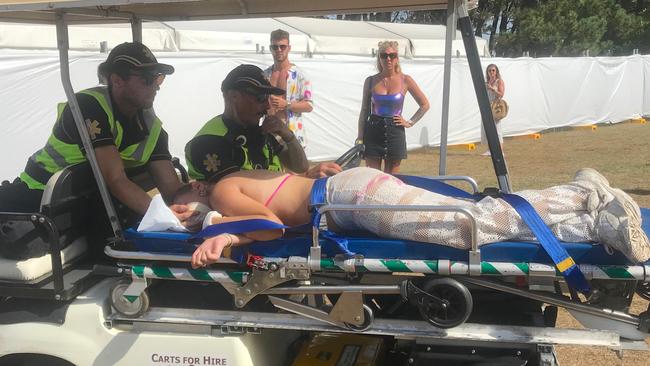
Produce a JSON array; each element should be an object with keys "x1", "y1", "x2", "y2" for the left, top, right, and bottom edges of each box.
[{"x1": 202, "y1": 210, "x2": 223, "y2": 229}]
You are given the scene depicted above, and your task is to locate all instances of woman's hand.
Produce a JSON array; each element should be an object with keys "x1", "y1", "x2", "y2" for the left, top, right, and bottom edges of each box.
[
  {"x1": 393, "y1": 115, "x2": 413, "y2": 128},
  {"x1": 191, "y1": 234, "x2": 232, "y2": 268}
]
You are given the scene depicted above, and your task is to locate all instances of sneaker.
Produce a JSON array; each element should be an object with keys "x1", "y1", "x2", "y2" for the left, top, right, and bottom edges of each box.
[
  {"x1": 591, "y1": 176, "x2": 649, "y2": 263},
  {"x1": 574, "y1": 168, "x2": 610, "y2": 187},
  {"x1": 481, "y1": 151, "x2": 491, "y2": 156}
]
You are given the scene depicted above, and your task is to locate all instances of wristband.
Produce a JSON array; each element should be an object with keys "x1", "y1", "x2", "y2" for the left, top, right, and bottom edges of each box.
[
  {"x1": 287, "y1": 102, "x2": 292, "y2": 111},
  {"x1": 222, "y1": 233, "x2": 233, "y2": 249},
  {"x1": 202, "y1": 210, "x2": 223, "y2": 229}
]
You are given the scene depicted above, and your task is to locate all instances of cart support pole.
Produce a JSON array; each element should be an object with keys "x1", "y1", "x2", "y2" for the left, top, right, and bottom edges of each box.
[
  {"x1": 438, "y1": 0, "x2": 456, "y2": 175},
  {"x1": 131, "y1": 16, "x2": 143, "y2": 42},
  {"x1": 456, "y1": 2, "x2": 511, "y2": 193},
  {"x1": 55, "y1": 12, "x2": 124, "y2": 240}
]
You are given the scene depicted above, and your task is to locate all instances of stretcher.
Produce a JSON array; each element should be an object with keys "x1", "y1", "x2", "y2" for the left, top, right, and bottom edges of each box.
[{"x1": 104, "y1": 167, "x2": 650, "y2": 342}]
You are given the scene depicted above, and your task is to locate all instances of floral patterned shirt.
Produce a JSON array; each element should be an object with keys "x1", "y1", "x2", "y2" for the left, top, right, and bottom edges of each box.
[{"x1": 264, "y1": 64, "x2": 312, "y2": 147}]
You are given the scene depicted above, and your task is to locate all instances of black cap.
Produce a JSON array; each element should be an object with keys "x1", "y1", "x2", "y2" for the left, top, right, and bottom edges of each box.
[
  {"x1": 221, "y1": 64, "x2": 284, "y2": 96},
  {"x1": 99, "y1": 42, "x2": 174, "y2": 77}
]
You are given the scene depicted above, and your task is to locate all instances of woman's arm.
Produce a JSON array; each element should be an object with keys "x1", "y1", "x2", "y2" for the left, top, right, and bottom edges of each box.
[
  {"x1": 357, "y1": 76, "x2": 373, "y2": 141},
  {"x1": 496, "y1": 79, "x2": 505, "y2": 98},
  {"x1": 402, "y1": 75, "x2": 430, "y2": 127},
  {"x1": 191, "y1": 233, "x2": 253, "y2": 268}
]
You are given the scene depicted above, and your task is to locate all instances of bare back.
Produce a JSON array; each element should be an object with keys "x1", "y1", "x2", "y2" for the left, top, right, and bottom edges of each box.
[{"x1": 212, "y1": 170, "x2": 313, "y2": 227}]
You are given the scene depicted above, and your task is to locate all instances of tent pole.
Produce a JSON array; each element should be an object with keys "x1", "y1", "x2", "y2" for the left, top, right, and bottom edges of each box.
[
  {"x1": 131, "y1": 16, "x2": 143, "y2": 42},
  {"x1": 438, "y1": 0, "x2": 457, "y2": 175},
  {"x1": 456, "y1": 1, "x2": 511, "y2": 192},
  {"x1": 55, "y1": 12, "x2": 124, "y2": 241}
]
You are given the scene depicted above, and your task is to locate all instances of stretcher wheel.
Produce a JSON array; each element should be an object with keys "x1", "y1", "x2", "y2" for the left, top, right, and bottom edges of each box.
[
  {"x1": 343, "y1": 304, "x2": 374, "y2": 332},
  {"x1": 110, "y1": 279, "x2": 150, "y2": 318},
  {"x1": 334, "y1": 144, "x2": 365, "y2": 170},
  {"x1": 417, "y1": 278, "x2": 473, "y2": 329},
  {"x1": 636, "y1": 282, "x2": 650, "y2": 301}
]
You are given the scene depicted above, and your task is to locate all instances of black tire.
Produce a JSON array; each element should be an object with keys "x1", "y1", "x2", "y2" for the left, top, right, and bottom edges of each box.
[
  {"x1": 109, "y1": 278, "x2": 150, "y2": 318},
  {"x1": 417, "y1": 278, "x2": 473, "y2": 329}
]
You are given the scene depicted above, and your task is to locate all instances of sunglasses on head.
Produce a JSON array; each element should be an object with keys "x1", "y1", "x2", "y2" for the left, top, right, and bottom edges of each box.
[
  {"x1": 129, "y1": 72, "x2": 165, "y2": 86},
  {"x1": 379, "y1": 52, "x2": 398, "y2": 60},
  {"x1": 242, "y1": 89, "x2": 270, "y2": 103},
  {"x1": 270, "y1": 44, "x2": 288, "y2": 51}
]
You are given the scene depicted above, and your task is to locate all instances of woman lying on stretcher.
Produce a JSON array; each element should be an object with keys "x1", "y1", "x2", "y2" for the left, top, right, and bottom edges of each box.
[{"x1": 172, "y1": 167, "x2": 649, "y2": 269}]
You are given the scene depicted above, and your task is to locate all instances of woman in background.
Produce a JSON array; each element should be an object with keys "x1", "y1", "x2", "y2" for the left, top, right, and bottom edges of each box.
[
  {"x1": 356, "y1": 41, "x2": 429, "y2": 174},
  {"x1": 481, "y1": 63, "x2": 506, "y2": 156}
]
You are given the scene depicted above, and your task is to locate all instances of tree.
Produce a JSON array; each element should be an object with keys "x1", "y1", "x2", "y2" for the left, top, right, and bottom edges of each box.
[{"x1": 495, "y1": 0, "x2": 647, "y2": 56}]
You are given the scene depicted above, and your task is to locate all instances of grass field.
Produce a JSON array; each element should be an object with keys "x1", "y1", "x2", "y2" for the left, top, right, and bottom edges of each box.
[{"x1": 396, "y1": 121, "x2": 649, "y2": 365}]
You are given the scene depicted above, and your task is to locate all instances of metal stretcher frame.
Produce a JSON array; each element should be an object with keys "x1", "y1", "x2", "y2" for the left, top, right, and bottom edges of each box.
[{"x1": 2, "y1": 0, "x2": 648, "y2": 357}]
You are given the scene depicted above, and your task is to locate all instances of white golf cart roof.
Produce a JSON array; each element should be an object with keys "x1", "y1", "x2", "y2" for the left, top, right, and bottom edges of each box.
[{"x1": 0, "y1": 0, "x2": 450, "y2": 23}]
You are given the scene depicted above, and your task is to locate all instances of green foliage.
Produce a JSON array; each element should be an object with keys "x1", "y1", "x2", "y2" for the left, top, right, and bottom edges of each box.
[{"x1": 495, "y1": 0, "x2": 647, "y2": 56}]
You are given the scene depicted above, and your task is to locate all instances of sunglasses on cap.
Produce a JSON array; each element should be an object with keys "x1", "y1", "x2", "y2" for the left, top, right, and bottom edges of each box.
[
  {"x1": 242, "y1": 89, "x2": 270, "y2": 103},
  {"x1": 379, "y1": 52, "x2": 398, "y2": 60},
  {"x1": 129, "y1": 71, "x2": 165, "y2": 86},
  {"x1": 270, "y1": 44, "x2": 289, "y2": 51}
]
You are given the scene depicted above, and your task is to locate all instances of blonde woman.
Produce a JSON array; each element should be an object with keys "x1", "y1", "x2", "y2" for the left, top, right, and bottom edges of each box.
[
  {"x1": 481, "y1": 63, "x2": 506, "y2": 156},
  {"x1": 357, "y1": 41, "x2": 429, "y2": 174}
]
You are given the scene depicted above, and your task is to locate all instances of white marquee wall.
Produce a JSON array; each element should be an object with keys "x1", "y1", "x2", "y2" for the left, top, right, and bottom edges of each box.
[{"x1": 0, "y1": 49, "x2": 648, "y2": 179}]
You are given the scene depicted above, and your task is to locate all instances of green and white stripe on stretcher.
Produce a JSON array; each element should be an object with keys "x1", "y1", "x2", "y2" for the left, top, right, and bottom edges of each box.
[
  {"x1": 317, "y1": 259, "x2": 650, "y2": 281},
  {"x1": 131, "y1": 265, "x2": 247, "y2": 284}
]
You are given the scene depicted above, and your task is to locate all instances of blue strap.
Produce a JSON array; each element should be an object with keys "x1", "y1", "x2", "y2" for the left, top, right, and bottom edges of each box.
[
  {"x1": 189, "y1": 219, "x2": 288, "y2": 244},
  {"x1": 308, "y1": 176, "x2": 357, "y2": 257},
  {"x1": 501, "y1": 193, "x2": 591, "y2": 294},
  {"x1": 320, "y1": 230, "x2": 355, "y2": 258},
  {"x1": 396, "y1": 174, "x2": 476, "y2": 200}
]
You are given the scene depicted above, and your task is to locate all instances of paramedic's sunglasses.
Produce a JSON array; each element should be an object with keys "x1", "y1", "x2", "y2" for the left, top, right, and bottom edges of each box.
[
  {"x1": 242, "y1": 89, "x2": 270, "y2": 103},
  {"x1": 129, "y1": 72, "x2": 165, "y2": 86},
  {"x1": 379, "y1": 52, "x2": 398, "y2": 60},
  {"x1": 270, "y1": 44, "x2": 289, "y2": 51}
]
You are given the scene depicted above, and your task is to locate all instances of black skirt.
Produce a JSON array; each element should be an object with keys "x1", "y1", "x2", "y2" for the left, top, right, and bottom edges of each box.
[{"x1": 363, "y1": 115, "x2": 407, "y2": 160}]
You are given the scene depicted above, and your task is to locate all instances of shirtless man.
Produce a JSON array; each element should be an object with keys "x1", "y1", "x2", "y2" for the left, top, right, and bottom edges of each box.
[
  {"x1": 264, "y1": 29, "x2": 313, "y2": 147},
  {"x1": 172, "y1": 167, "x2": 650, "y2": 269}
]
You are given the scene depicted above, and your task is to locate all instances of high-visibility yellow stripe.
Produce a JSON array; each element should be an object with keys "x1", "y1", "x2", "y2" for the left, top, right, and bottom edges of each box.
[{"x1": 557, "y1": 257, "x2": 576, "y2": 273}]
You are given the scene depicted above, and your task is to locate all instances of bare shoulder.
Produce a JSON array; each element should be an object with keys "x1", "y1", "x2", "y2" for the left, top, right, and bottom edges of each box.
[{"x1": 403, "y1": 74, "x2": 416, "y2": 85}]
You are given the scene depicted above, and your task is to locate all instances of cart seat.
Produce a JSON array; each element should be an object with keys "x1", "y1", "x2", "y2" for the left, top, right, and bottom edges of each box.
[{"x1": 0, "y1": 163, "x2": 97, "y2": 282}]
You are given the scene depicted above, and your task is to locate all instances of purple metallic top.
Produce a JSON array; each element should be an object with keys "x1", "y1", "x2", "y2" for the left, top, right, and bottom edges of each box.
[{"x1": 371, "y1": 92, "x2": 405, "y2": 117}]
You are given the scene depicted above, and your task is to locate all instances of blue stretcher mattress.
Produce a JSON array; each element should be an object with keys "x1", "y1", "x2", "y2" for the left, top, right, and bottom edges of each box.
[{"x1": 123, "y1": 208, "x2": 650, "y2": 266}]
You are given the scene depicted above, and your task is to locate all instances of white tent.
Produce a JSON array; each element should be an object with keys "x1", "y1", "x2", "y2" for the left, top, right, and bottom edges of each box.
[{"x1": 0, "y1": 17, "x2": 490, "y2": 57}]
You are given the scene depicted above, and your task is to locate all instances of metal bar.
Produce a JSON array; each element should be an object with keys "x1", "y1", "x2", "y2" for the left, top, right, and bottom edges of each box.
[
  {"x1": 461, "y1": 277, "x2": 640, "y2": 326},
  {"x1": 264, "y1": 285, "x2": 401, "y2": 295},
  {"x1": 104, "y1": 246, "x2": 240, "y2": 264},
  {"x1": 39, "y1": 214, "x2": 65, "y2": 296},
  {"x1": 456, "y1": 2, "x2": 511, "y2": 192},
  {"x1": 107, "y1": 307, "x2": 622, "y2": 348},
  {"x1": 131, "y1": 16, "x2": 142, "y2": 42},
  {"x1": 439, "y1": 0, "x2": 456, "y2": 175},
  {"x1": 55, "y1": 12, "x2": 124, "y2": 241}
]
